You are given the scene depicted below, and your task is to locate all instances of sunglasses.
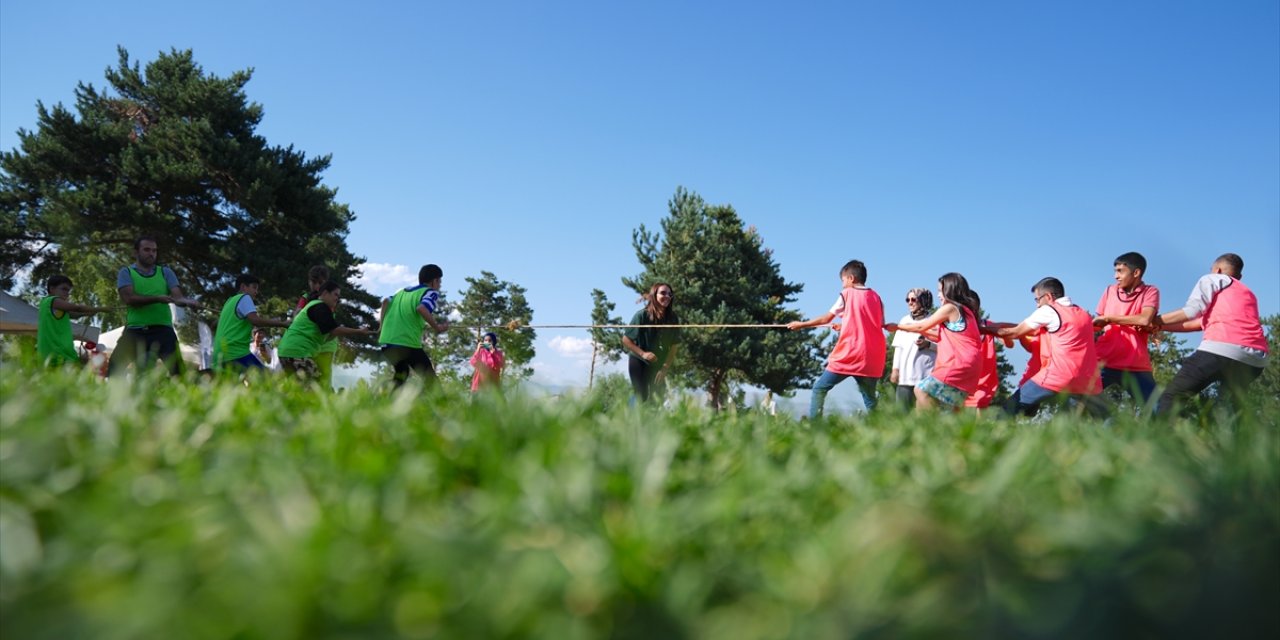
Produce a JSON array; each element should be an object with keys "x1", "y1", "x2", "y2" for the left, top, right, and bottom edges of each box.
[{"x1": 905, "y1": 298, "x2": 918, "y2": 303}]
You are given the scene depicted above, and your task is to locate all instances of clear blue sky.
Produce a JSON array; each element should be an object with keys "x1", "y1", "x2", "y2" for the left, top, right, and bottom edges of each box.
[{"x1": 3, "y1": 1, "x2": 1277, "y2": 403}]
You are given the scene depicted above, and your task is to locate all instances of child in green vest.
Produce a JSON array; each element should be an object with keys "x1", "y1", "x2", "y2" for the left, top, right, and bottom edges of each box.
[
  {"x1": 296, "y1": 265, "x2": 340, "y2": 389},
  {"x1": 278, "y1": 280, "x2": 376, "y2": 383},
  {"x1": 37, "y1": 275, "x2": 111, "y2": 366},
  {"x1": 378, "y1": 264, "x2": 450, "y2": 388},
  {"x1": 212, "y1": 274, "x2": 291, "y2": 371}
]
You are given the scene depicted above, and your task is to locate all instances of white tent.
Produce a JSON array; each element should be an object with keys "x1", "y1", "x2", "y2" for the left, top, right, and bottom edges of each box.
[{"x1": 0, "y1": 290, "x2": 101, "y2": 343}]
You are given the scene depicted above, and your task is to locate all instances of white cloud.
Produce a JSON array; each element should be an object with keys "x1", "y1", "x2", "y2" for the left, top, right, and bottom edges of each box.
[
  {"x1": 355, "y1": 263, "x2": 416, "y2": 294},
  {"x1": 529, "y1": 333, "x2": 626, "y2": 389},
  {"x1": 547, "y1": 335, "x2": 595, "y2": 359}
]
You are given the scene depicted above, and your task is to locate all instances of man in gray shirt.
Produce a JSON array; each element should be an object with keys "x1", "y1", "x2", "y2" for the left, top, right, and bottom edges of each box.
[
  {"x1": 107, "y1": 236, "x2": 200, "y2": 377},
  {"x1": 1153, "y1": 253, "x2": 1269, "y2": 417}
]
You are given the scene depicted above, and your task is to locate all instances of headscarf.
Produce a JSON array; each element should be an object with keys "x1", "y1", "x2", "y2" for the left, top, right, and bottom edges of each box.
[{"x1": 907, "y1": 288, "x2": 933, "y2": 320}]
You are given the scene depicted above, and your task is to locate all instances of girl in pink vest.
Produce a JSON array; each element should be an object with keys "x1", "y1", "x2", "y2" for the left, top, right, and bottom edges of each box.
[
  {"x1": 1154, "y1": 253, "x2": 1268, "y2": 417},
  {"x1": 885, "y1": 273, "x2": 983, "y2": 412}
]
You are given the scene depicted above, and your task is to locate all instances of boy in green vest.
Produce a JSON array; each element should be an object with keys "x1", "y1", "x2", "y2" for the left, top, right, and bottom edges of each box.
[
  {"x1": 212, "y1": 274, "x2": 291, "y2": 371},
  {"x1": 278, "y1": 280, "x2": 376, "y2": 382},
  {"x1": 107, "y1": 236, "x2": 201, "y2": 377},
  {"x1": 378, "y1": 264, "x2": 450, "y2": 388},
  {"x1": 37, "y1": 275, "x2": 112, "y2": 366}
]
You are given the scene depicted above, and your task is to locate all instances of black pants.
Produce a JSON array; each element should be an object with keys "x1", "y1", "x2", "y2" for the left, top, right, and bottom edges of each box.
[
  {"x1": 107, "y1": 326, "x2": 183, "y2": 377},
  {"x1": 1154, "y1": 350, "x2": 1263, "y2": 418},
  {"x1": 383, "y1": 345, "x2": 436, "y2": 388},
  {"x1": 628, "y1": 356, "x2": 664, "y2": 403},
  {"x1": 896, "y1": 385, "x2": 917, "y2": 409}
]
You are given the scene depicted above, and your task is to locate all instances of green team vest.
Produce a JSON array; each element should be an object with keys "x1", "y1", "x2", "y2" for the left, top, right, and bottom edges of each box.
[
  {"x1": 37, "y1": 296, "x2": 78, "y2": 365},
  {"x1": 378, "y1": 286, "x2": 429, "y2": 348},
  {"x1": 301, "y1": 291, "x2": 340, "y2": 355},
  {"x1": 212, "y1": 293, "x2": 253, "y2": 366},
  {"x1": 126, "y1": 266, "x2": 173, "y2": 327},
  {"x1": 278, "y1": 300, "x2": 328, "y2": 358}
]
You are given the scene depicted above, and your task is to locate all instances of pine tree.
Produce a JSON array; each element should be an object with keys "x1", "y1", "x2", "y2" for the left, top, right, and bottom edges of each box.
[
  {"x1": 0, "y1": 47, "x2": 376, "y2": 330},
  {"x1": 624, "y1": 187, "x2": 825, "y2": 409},
  {"x1": 588, "y1": 289, "x2": 624, "y2": 388}
]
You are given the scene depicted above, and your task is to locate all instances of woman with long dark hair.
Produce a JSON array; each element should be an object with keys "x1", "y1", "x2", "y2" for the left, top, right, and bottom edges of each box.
[
  {"x1": 621, "y1": 282, "x2": 680, "y2": 403},
  {"x1": 885, "y1": 273, "x2": 983, "y2": 411}
]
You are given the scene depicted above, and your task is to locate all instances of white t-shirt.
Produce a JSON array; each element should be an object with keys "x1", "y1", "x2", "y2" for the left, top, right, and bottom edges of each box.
[
  {"x1": 1022, "y1": 296, "x2": 1078, "y2": 332},
  {"x1": 890, "y1": 313, "x2": 937, "y2": 386},
  {"x1": 235, "y1": 294, "x2": 257, "y2": 319}
]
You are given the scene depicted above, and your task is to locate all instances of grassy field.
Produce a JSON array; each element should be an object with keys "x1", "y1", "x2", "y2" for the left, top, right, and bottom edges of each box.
[{"x1": 1, "y1": 363, "x2": 1277, "y2": 639}]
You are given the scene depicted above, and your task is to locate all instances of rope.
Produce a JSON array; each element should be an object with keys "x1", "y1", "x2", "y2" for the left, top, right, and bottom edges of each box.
[{"x1": 450, "y1": 321, "x2": 827, "y2": 331}]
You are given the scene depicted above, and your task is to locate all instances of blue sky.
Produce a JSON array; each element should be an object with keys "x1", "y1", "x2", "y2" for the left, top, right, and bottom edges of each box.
[{"x1": 3, "y1": 1, "x2": 1277, "y2": 408}]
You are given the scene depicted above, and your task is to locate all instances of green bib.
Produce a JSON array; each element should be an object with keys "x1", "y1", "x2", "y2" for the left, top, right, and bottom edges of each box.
[
  {"x1": 37, "y1": 296, "x2": 78, "y2": 365},
  {"x1": 278, "y1": 300, "x2": 327, "y2": 358},
  {"x1": 126, "y1": 266, "x2": 173, "y2": 327},
  {"x1": 212, "y1": 293, "x2": 253, "y2": 366},
  {"x1": 378, "y1": 286, "x2": 429, "y2": 348}
]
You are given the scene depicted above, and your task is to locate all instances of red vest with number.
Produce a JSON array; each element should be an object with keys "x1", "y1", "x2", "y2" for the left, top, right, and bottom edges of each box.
[
  {"x1": 1202, "y1": 278, "x2": 1268, "y2": 352},
  {"x1": 1031, "y1": 301, "x2": 1101, "y2": 394}
]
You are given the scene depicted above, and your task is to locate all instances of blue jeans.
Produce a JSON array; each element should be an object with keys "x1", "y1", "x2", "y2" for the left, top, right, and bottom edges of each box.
[
  {"x1": 1005, "y1": 380, "x2": 1109, "y2": 418},
  {"x1": 810, "y1": 370, "x2": 878, "y2": 418},
  {"x1": 1100, "y1": 368, "x2": 1156, "y2": 403}
]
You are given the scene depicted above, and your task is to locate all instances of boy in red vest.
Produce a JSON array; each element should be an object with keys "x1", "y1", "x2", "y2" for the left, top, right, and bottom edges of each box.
[
  {"x1": 988, "y1": 277, "x2": 1105, "y2": 418},
  {"x1": 788, "y1": 259, "x2": 886, "y2": 418},
  {"x1": 1152, "y1": 253, "x2": 1268, "y2": 417},
  {"x1": 1092, "y1": 251, "x2": 1160, "y2": 404}
]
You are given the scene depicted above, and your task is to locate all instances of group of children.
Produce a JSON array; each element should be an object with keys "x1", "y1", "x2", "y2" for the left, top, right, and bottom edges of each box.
[
  {"x1": 34, "y1": 237, "x2": 1269, "y2": 417},
  {"x1": 35, "y1": 237, "x2": 504, "y2": 392},
  {"x1": 790, "y1": 252, "x2": 1269, "y2": 420}
]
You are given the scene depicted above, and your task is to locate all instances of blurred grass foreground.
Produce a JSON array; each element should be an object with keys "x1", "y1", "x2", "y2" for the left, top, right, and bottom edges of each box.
[{"x1": 1, "y1": 364, "x2": 1277, "y2": 639}]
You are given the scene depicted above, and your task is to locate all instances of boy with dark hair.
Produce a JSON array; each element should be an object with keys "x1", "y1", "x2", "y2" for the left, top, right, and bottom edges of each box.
[
  {"x1": 37, "y1": 275, "x2": 112, "y2": 366},
  {"x1": 989, "y1": 277, "x2": 1105, "y2": 417},
  {"x1": 1092, "y1": 251, "x2": 1160, "y2": 405},
  {"x1": 378, "y1": 264, "x2": 450, "y2": 388},
  {"x1": 1153, "y1": 253, "x2": 1268, "y2": 417},
  {"x1": 108, "y1": 236, "x2": 201, "y2": 377},
  {"x1": 212, "y1": 274, "x2": 291, "y2": 371},
  {"x1": 788, "y1": 259, "x2": 886, "y2": 418}
]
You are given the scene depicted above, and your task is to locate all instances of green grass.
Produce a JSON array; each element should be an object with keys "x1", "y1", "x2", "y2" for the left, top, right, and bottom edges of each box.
[{"x1": 1, "y1": 363, "x2": 1277, "y2": 639}]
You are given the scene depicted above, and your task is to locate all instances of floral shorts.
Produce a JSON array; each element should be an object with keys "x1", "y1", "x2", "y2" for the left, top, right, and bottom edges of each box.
[
  {"x1": 280, "y1": 357, "x2": 320, "y2": 379},
  {"x1": 916, "y1": 375, "x2": 969, "y2": 408}
]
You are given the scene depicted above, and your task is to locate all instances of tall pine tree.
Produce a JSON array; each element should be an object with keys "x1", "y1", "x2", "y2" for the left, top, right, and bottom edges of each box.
[
  {"x1": 624, "y1": 187, "x2": 825, "y2": 409},
  {"x1": 0, "y1": 47, "x2": 376, "y2": 328}
]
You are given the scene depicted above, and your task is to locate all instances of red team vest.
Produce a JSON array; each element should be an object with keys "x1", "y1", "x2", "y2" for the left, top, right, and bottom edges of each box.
[
  {"x1": 1201, "y1": 278, "x2": 1268, "y2": 352},
  {"x1": 1094, "y1": 284, "x2": 1158, "y2": 371},
  {"x1": 1018, "y1": 334, "x2": 1042, "y2": 387},
  {"x1": 1031, "y1": 301, "x2": 1102, "y2": 395},
  {"x1": 931, "y1": 305, "x2": 983, "y2": 394},
  {"x1": 826, "y1": 287, "x2": 887, "y2": 377},
  {"x1": 964, "y1": 332, "x2": 999, "y2": 408}
]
